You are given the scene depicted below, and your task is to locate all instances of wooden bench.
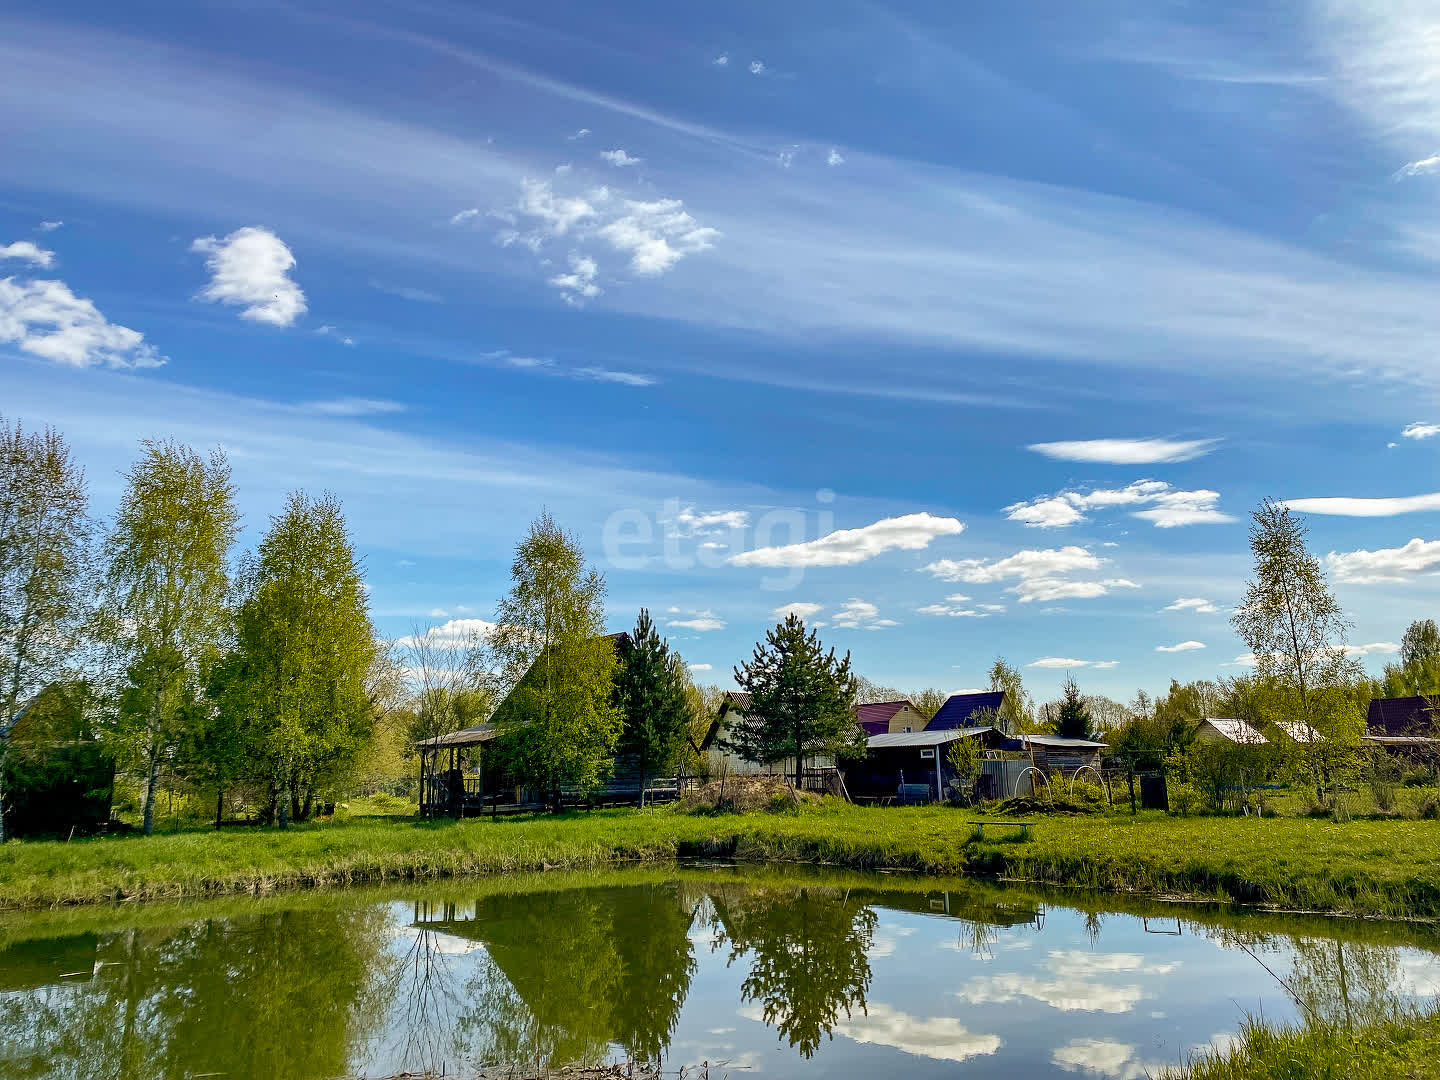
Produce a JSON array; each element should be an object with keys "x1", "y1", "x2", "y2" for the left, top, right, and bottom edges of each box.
[{"x1": 967, "y1": 820, "x2": 1035, "y2": 840}]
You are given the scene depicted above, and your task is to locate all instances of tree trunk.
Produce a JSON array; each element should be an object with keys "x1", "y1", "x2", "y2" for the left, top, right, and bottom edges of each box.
[
  {"x1": 215, "y1": 787, "x2": 224, "y2": 829},
  {"x1": 0, "y1": 740, "x2": 8, "y2": 844},
  {"x1": 278, "y1": 765, "x2": 291, "y2": 829},
  {"x1": 142, "y1": 737, "x2": 160, "y2": 836}
]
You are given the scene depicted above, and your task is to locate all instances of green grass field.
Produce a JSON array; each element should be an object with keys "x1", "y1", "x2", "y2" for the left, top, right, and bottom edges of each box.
[
  {"x1": 4, "y1": 800, "x2": 1440, "y2": 916},
  {"x1": 1165, "y1": 1011, "x2": 1440, "y2": 1080}
]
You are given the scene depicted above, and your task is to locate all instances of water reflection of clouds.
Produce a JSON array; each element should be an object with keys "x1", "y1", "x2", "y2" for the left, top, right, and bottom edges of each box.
[
  {"x1": 1051, "y1": 1037, "x2": 1171, "y2": 1079},
  {"x1": 830, "y1": 1002, "x2": 1002, "y2": 1063},
  {"x1": 955, "y1": 947, "x2": 1181, "y2": 1014},
  {"x1": 867, "y1": 922, "x2": 917, "y2": 959}
]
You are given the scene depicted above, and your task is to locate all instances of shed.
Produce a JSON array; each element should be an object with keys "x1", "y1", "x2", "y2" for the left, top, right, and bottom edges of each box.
[
  {"x1": 415, "y1": 724, "x2": 501, "y2": 816},
  {"x1": 851, "y1": 726, "x2": 1006, "y2": 802}
]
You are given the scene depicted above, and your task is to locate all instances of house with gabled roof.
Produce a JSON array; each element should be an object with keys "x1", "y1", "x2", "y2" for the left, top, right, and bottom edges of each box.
[
  {"x1": 1193, "y1": 717, "x2": 1268, "y2": 745},
  {"x1": 925, "y1": 691, "x2": 1008, "y2": 731},
  {"x1": 855, "y1": 700, "x2": 928, "y2": 735}
]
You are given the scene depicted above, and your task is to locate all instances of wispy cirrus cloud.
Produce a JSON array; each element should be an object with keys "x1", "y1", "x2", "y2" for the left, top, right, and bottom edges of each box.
[
  {"x1": 667, "y1": 607, "x2": 725, "y2": 632},
  {"x1": 1163, "y1": 597, "x2": 1218, "y2": 614},
  {"x1": 1156, "y1": 640, "x2": 1206, "y2": 653},
  {"x1": 299, "y1": 397, "x2": 405, "y2": 417},
  {"x1": 191, "y1": 226, "x2": 306, "y2": 326},
  {"x1": 1326, "y1": 538, "x2": 1440, "y2": 583},
  {"x1": 730, "y1": 513, "x2": 963, "y2": 568},
  {"x1": 1286, "y1": 493, "x2": 1440, "y2": 516},
  {"x1": 1027, "y1": 438, "x2": 1218, "y2": 464},
  {"x1": 916, "y1": 594, "x2": 992, "y2": 618}
]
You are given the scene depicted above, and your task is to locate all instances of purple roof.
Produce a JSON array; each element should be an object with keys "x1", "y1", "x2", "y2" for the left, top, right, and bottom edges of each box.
[
  {"x1": 925, "y1": 691, "x2": 1006, "y2": 730},
  {"x1": 855, "y1": 700, "x2": 914, "y2": 735},
  {"x1": 1368, "y1": 696, "x2": 1438, "y2": 736}
]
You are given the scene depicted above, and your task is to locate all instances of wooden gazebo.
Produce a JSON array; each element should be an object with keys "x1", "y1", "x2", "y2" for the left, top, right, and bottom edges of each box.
[{"x1": 415, "y1": 724, "x2": 500, "y2": 817}]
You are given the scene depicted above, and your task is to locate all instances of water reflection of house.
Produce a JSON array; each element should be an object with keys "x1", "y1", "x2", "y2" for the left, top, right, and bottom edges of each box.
[{"x1": 0, "y1": 933, "x2": 98, "y2": 993}]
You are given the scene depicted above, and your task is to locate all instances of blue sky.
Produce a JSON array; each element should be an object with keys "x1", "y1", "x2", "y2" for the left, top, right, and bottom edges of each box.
[{"x1": 3, "y1": 0, "x2": 1439, "y2": 702}]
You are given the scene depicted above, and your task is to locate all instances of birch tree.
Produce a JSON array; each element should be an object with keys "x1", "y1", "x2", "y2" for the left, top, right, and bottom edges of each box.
[
  {"x1": 224, "y1": 491, "x2": 376, "y2": 826},
  {"x1": 1232, "y1": 498, "x2": 1363, "y2": 801},
  {"x1": 0, "y1": 420, "x2": 95, "y2": 842},
  {"x1": 488, "y1": 511, "x2": 620, "y2": 808},
  {"x1": 103, "y1": 441, "x2": 238, "y2": 835}
]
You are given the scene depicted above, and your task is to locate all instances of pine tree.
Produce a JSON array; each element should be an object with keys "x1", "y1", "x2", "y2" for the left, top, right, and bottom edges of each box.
[
  {"x1": 728, "y1": 615, "x2": 861, "y2": 787},
  {"x1": 222, "y1": 492, "x2": 377, "y2": 826},
  {"x1": 616, "y1": 608, "x2": 690, "y2": 804},
  {"x1": 489, "y1": 511, "x2": 621, "y2": 808},
  {"x1": 103, "y1": 441, "x2": 238, "y2": 835},
  {"x1": 1052, "y1": 675, "x2": 1094, "y2": 739}
]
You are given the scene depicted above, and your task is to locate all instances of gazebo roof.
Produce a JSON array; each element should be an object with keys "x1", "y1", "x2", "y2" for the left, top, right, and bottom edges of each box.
[{"x1": 415, "y1": 724, "x2": 499, "y2": 750}]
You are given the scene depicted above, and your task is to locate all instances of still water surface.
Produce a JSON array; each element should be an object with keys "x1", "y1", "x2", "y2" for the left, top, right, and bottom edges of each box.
[{"x1": 2, "y1": 865, "x2": 1438, "y2": 1079}]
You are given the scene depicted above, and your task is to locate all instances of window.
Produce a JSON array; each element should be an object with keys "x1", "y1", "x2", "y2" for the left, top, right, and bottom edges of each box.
[
  {"x1": 902, "y1": 725, "x2": 913, "y2": 733},
  {"x1": 919, "y1": 748, "x2": 935, "y2": 759}
]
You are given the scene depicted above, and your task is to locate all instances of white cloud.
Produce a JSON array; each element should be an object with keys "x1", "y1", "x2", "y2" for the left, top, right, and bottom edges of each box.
[
  {"x1": 598, "y1": 198, "x2": 721, "y2": 275},
  {"x1": 0, "y1": 276, "x2": 166, "y2": 369},
  {"x1": 832, "y1": 1003, "x2": 1001, "y2": 1063},
  {"x1": 1156, "y1": 640, "x2": 1206, "y2": 653},
  {"x1": 1047, "y1": 951, "x2": 1177, "y2": 976},
  {"x1": 1290, "y1": 493, "x2": 1440, "y2": 517},
  {"x1": 549, "y1": 252, "x2": 602, "y2": 303},
  {"x1": 517, "y1": 177, "x2": 596, "y2": 237},
  {"x1": 573, "y1": 365, "x2": 655, "y2": 386},
  {"x1": 567, "y1": 128, "x2": 590, "y2": 140},
  {"x1": 730, "y1": 512, "x2": 964, "y2": 568},
  {"x1": 1396, "y1": 154, "x2": 1440, "y2": 178},
  {"x1": 713, "y1": 53, "x2": 730, "y2": 67},
  {"x1": 827, "y1": 148, "x2": 845, "y2": 166},
  {"x1": 677, "y1": 506, "x2": 749, "y2": 534},
  {"x1": 667, "y1": 609, "x2": 725, "y2": 632},
  {"x1": 689, "y1": 662, "x2": 714, "y2": 671},
  {"x1": 450, "y1": 208, "x2": 481, "y2": 225},
  {"x1": 925, "y1": 546, "x2": 1100, "y2": 583},
  {"x1": 38, "y1": 221, "x2": 63, "y2": 232},
  {"x1": 0, "y1": 241, "x2": 56, "y2": 268},
  {"x1": 428, "y1": 607, "x2": 448, "y2": 617},
  {"x1": 599, "y1": 149, "x2": 642, "y2": 167},
  {"x1": 749, "y1": 60, "x2": 765, "y2": 74},
  {"x1": 772, "y1": 601, "x2": 823, "y2": 620},
  {"x1": 1344, "y1": 641, "x2": 1400, "y2": 657},
  {"x1": 831, "y1": 598, "x2": 898, "y2": 630},
  {"x1": 1005, "y1": 480, "x2": 1233, "y2": 529},
  {"x1": 1027, "y1": 438, "x2": 1218, "y2": 464},
  {"x1": 191, "y1": 226, "x2": 306, "y2": 326},
  {"x1": 397, "y1": 618, "x2": 496, "y2": 649},
  {"x1": 370, "y1": 281, "x2": 444, "y2": 304},
  {"x1": 1164, "y1": 597, "x2": 1218, "y2": 614},
  {"x1": 917, "y1": 594, "x2": 992, "y2": 618},
  {"x1": 300, "y1": 397, "x2": 405, "y2": 417},
  {"x1": 1402, "y1": 422, "x2": 1440, "y2": 440},
  {"x1": 925, "y1": 545, "x2": 1137, "y2": 604},
  {"x1": 1028, "y1": 657, "x2": 1118, "y2": 669}
]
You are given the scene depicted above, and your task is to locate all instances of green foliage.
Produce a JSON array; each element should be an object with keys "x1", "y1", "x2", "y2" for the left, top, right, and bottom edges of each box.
[
  {"x1": 1051, "y1": 675, "x2": 1095, "y2": 739},
  {"x1": 615, "y1": 608, "x2": 691, "y2": 795},
  {"x1": 103, "y1": 440, "x2": 239, "y2": 835},
  {"x1": 1169, "y1": 781, "x2": 1201, "y2": 816},
  {"x1": 1170, "y1": 738, "x2": 1275, "y2": 813},
  {"x1": 219, "y1": 491, "x2": 377, "y2": 826},
  {"x1": 988, "y1": 657, "x2": 1032, "y2": 734},
  {"x1": 489, "y1": 511, "x2": 621, "y2": 804},
  {"x1": 907, "y1": 687, "x2": 948, "y2": 720},
  {"x1": 1233, "y1": 498, "x2": 1363, "y2": 801},
  {"x1": 945, "y1": 734, "x2": 983, "y2": 803},
  {"x1": 0, "y1": 420, "x2": 96, "y2": 842},
  {"x1": 727, "y1": 615, "x2": 861, "y2": 786}
]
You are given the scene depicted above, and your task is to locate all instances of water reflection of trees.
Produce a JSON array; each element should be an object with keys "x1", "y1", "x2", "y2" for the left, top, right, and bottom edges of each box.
[
  {"x1": 700, "y1": 885, "x2": 878, "y2": 1058},
  {"x1": 0, "y1": 908, "x2": 393, "y2": 1080},
  {"x1": 449, "y1": 883, "x2": 699, "y2": 1069}
]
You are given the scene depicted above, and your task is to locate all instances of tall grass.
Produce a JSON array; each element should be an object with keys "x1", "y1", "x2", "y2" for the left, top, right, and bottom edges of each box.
[{"x1": 2, "y1": 802, "x2": 1439, "y2": 915}]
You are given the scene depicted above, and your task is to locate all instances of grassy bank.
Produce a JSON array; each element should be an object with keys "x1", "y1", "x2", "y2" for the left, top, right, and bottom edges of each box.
[
  {"x1": 2, "y1": 802, "x2": 1439, "y2": 915},
  {"x1": 1165, "y1": 1010, "x2": 1440, "y2": 1080}
]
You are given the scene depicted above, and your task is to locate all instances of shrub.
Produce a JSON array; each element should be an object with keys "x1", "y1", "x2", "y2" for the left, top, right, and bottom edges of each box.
[
  {"x1": 1402, "y1": 766, "x2": 1437, "y2": 788},
  {"x1": 1069, "y1": 779, "x2": 1108, "y2": 807},
  {"x1": 1169, "y1": 782, "x2": 1201, "y2": 817},
  {"x1": 1366, "y1": 754, "x2": 1400, "y2": 812},
  {"x1": 1419, "y1": 796, "x2": 1440, "y2": 820}
]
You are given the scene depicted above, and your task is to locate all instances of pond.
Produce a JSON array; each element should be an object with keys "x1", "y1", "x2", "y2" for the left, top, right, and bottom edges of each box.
[{"x1": 1, "y1": 865, "x2": 1438, "y2": 1079}]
